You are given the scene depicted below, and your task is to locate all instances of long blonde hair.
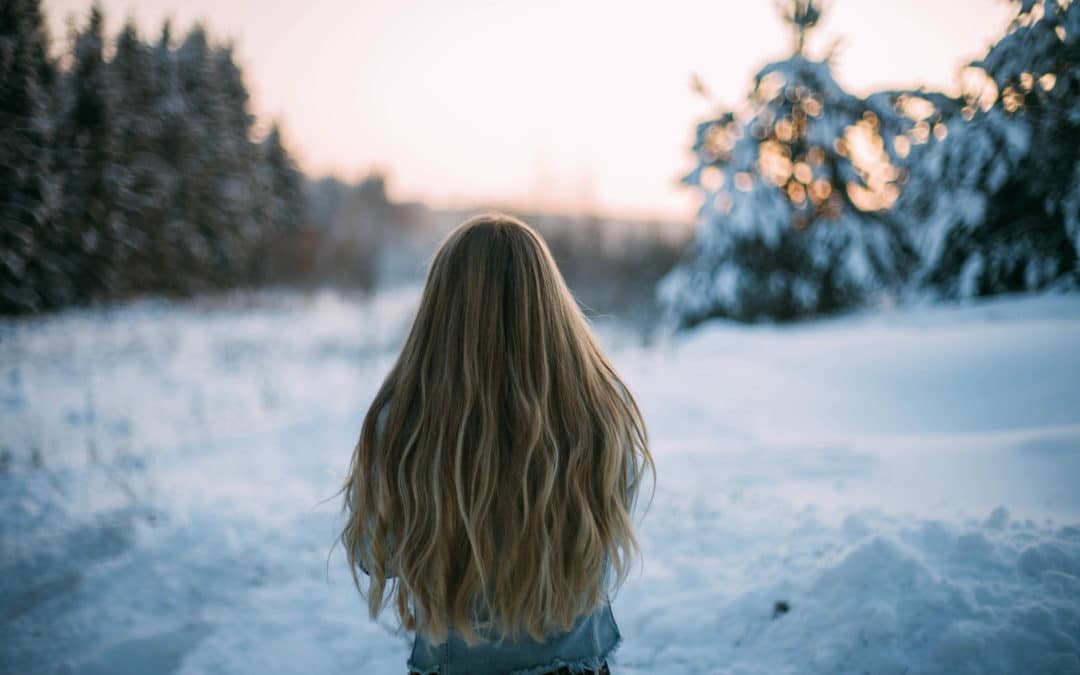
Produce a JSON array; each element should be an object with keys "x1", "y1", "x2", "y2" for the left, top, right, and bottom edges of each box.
[{"x1": 340, "y1": 212, "x2": 653, "y2": 646}]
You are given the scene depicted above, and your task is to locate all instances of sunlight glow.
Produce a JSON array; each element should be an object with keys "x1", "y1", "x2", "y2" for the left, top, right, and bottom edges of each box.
[
  {"x1": 898, "y1": 94, "x2": 936, "y2": 121},
  {"x1": 700, "y1": 166, "x2": 725, "y2": 191},
  {"x1": 735, "y1": 172, "x2": 755, "y2": 192},
  {"x1": 758, "y1": 140, "x2": 793, "y2": 186},
  {"x1": 843, "y1": 117, "x2": 900, "y2": 211},
  {"x1": 1002, "y1": 85, "x2": 1025, "y2": 113},
  {"x1": 44, "y1": 0, "x2": 1017, "y2": 219}
]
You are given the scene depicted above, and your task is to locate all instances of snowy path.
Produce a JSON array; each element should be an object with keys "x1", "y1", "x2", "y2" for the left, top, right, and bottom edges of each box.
[{"x1": 1, "y1": 290, "x2": 1079, "y2": 674}]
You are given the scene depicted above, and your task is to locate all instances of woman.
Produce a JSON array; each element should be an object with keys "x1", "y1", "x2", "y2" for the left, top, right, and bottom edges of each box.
[{"x1": 341, "y1": 212, "x2": 654, "y2": 674}]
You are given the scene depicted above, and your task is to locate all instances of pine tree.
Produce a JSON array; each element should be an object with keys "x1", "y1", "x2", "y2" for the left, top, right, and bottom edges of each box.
[
  {"x1": 902, "y1": 0, "x2": 1079, "y2": 296},
  {"x1": 261, "y1": 124, "x2": 305, "y2": 230},
  {"x1": 145, "y1": 19, "x2": 203, "y2": 295},
  {"x1": 0, "y1": 0, "x2": 59, "y2": 312},
  {"x1": 172, "y1": 23, "x2": 227, "y2": 287},
  {"x1": 251, "y1": 122, "x2": 308, "y2": 283},
  {"x1": 109, "y1": 18, "x2": 171, "y2": 295},
  {"x1": 3, "y1": 8, "x2": 318, "y2": 311},
  {"x1": 209, "y1": 41, "x2": 262, "y2": 284},
  {"x1": 53, "y1": 3, "x2": 123, "y2": 304},
  {"x1": 659, "y1": 0, "x2": 916, "y2": 325}
]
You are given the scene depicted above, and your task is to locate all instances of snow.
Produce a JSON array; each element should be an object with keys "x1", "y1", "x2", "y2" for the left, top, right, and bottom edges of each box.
[{"x1": 2, "y1": 288, "x2": 1080, "y2": 674}]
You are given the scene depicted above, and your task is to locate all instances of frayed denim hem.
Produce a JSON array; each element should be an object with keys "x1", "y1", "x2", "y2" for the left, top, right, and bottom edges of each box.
[
  {"x1": 406, "y1": 632, "x2": 620, "y2": 674},
  {"x1": 507, "y1": 631, "x2": 621, "y2": 675}
]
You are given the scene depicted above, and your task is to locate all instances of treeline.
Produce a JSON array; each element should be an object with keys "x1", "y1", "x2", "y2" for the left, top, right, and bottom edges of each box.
[
  {"x1": 1, "y1": 0, "x2": 308, "y2": 314},
  {"x1": 661, "y1": 0, "x2": 1080, "y2": 326},
  {"x1": 1, "y1": 0, "x2": 676, "y2": 319},
  {"x1": 522, "y1": 212, "x2": 687, "y2": 323}
]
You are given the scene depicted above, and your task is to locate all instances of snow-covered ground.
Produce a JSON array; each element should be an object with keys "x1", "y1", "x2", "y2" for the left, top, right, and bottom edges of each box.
[{"x1": 2, "y1": 288, "x2": 1079, "y2": 675}]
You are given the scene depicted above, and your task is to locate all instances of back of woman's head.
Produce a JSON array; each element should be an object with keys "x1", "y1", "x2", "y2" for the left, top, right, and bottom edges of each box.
[{"x1": 341, "y1": 212, "x2": 653, "y2": 646}]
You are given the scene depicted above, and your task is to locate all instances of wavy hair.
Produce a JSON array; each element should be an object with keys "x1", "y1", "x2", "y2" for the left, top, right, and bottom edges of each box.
[{"x1": 340, "y1": 212, "x2": 653, "y2": 646}]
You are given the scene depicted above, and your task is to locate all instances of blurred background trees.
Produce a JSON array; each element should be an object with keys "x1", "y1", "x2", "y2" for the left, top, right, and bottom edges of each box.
[
  {"x1": 1, "y1": 0, "x2": 60, "y2": 312},
  {"x1": 902, "y1": 0, "x2": 1080, "y2": 297},
  {"x1": 1, "y1": 0, "x2": 682, "y2": 322},
  {"x1": 2, "y1": 0, "x2": 1078, "y2": 327},
  {"x1": 660, "y1": 0, "x2": 917, "y2": 324},
  {"x1": 662, "y1": 0, "x2": 1080, "y2": 327},
  {"x1": 1, "y1": 0, "x2": 316, "y2": 312}
]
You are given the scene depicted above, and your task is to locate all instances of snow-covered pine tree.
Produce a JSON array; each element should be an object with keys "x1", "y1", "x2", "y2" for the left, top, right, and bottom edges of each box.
[
  {"x1": 900, "y1": 0, "x2": 1079, "y2": 297},
  {"x1": 0, "y1": 0, "x2": 59, "y2": 312},
  {"x1": 260, "y1": 123, "x2": 306, "y2": 233},
  {"x1": 109, "y1": 18, "x2": 175, "y2": 296},
  {"x1": 210, "y1": 41, "x2": 263, "y2": 284},
  {"x1": 659, "y1": 0, "x2": 916, "y2": 325},
  {"x1": 145, "y1": 20, "x2": 210, "y2": 295},
  {"x1": 249, "y1": 122, "x2": 308, "y2": 283},
  {"x1": 3, "y1": 8, "x2": 313, "y2": 310},
  {"x1": 160, "y1": 25, "x2": 274, "y2": 290},
  {"x1": 53, "y1": 4, "x2": 124, "y2": 305},
  {"x1": 0, "y1": 0, "x2": 55, "y2": 311},
  {"x1": 173, "y1": 23, "x2": 234, "y2": 288}
]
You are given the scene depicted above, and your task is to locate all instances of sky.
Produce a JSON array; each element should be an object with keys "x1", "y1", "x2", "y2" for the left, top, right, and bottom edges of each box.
[{"x1": 44, "y1": 0, "x2": 1016, "y2": 221}]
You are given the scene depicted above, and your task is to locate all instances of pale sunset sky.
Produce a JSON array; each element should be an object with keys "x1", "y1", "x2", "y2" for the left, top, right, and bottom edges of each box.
[{"x1": 45, "y1": 0, "x2": 1015, "y2": 221}]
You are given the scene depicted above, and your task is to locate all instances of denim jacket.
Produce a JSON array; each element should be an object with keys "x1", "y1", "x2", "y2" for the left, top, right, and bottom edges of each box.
[
  {"x1": 354, "y1": 553, "x2": 621, "y2": 674},
  {"x1": 354, "y1": 542, "x2": 621, "y2": 674},
  {"x1": 406, "y1": 601, "x2": 622, "y2": 675}
]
